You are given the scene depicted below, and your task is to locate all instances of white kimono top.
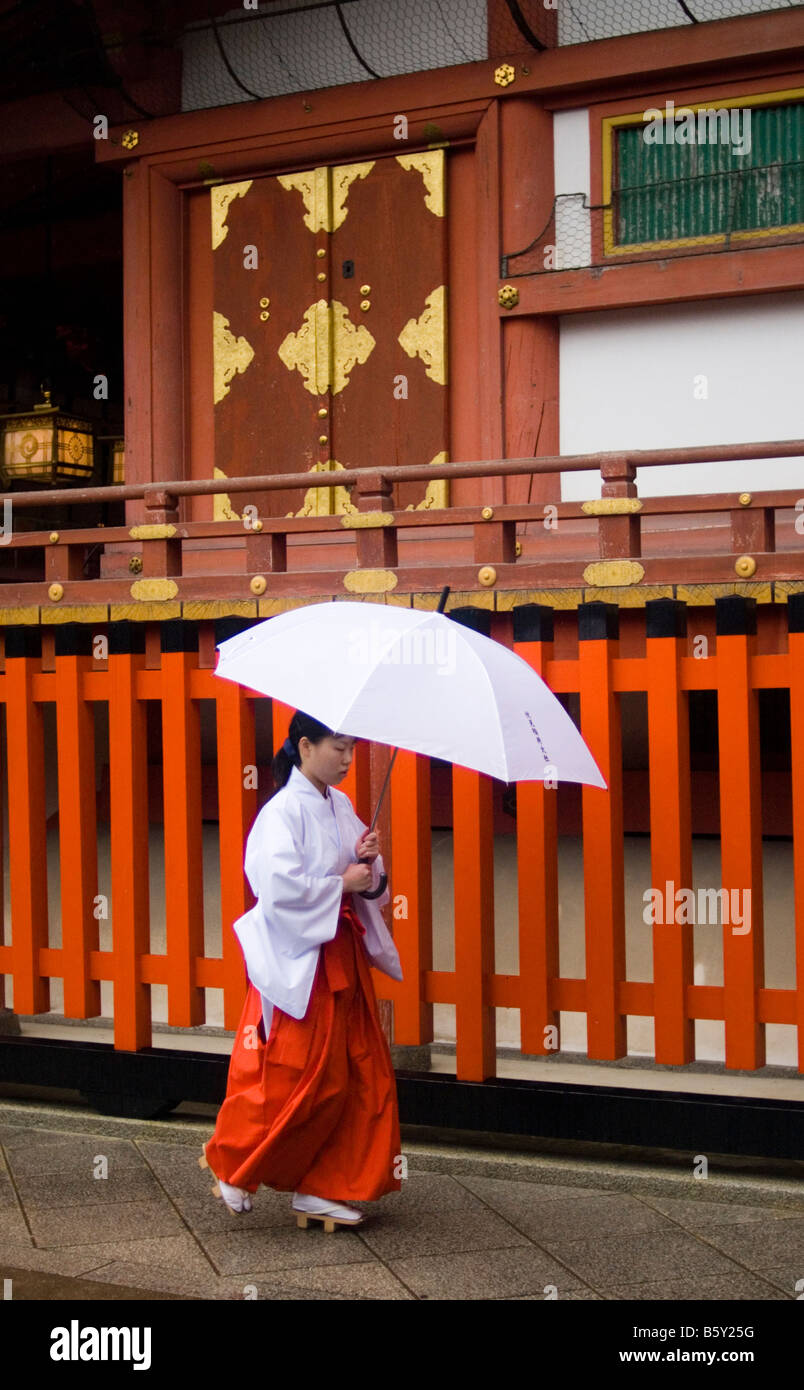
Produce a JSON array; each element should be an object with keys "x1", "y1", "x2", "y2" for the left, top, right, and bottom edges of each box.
[{"x1": 232, "y1": 764, "x2": 403, "y2": 1031}]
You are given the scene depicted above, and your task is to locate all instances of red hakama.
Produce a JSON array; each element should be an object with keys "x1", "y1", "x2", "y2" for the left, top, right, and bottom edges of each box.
[{"x1": 205, "y1": 898, "x2": 402, "y2": 1202}]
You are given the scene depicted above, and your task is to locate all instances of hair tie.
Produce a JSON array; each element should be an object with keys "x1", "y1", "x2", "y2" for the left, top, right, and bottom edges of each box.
[{"x1": 282, "y1": 736, "x2": 295, "y2": 759}]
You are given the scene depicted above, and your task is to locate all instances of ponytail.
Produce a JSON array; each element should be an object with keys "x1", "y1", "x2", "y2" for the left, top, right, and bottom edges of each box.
[{"x1": 270, "y1": 708, "x2": 335, "y2": 793}]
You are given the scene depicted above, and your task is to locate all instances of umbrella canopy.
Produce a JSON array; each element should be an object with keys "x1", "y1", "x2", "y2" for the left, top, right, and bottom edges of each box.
[{"x1": 214, "y1": 600, "x2": 606, "y2": 790}]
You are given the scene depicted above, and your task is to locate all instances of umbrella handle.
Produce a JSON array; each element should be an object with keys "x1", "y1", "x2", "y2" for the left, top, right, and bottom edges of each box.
[{"x1": 356, "y1": 859, "x2": 388, "y2": 900}]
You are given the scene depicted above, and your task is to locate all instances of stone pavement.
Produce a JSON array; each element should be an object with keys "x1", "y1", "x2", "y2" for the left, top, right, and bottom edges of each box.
[{"x1": 1, "y1": 1099, "x2": 804, "y2": 1301}]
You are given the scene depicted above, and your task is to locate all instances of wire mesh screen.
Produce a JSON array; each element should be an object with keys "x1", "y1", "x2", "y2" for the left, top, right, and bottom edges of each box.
[
  {"x1": 178, "y1": 1, "x2": 802, "y2": 113},
  {"x1": 180, "y1": 0, "x2": 489, "y2": 111},
  {"x1": 502, "y1": 166, "x2": 804, "y2": 277},
  {"x1": 554, "y1": 0, "x2": 799, "y2": 46}
]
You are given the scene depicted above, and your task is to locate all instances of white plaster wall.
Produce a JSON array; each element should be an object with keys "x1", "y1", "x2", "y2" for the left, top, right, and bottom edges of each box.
[
  {"x1": 553, "y1": 108, "x2": 591, "y2": 270},
  {"x1": 559, "y1": 292, "x2": 804, "y2": 498}
]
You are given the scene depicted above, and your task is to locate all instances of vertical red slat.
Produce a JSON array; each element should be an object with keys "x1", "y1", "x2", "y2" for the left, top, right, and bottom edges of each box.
[
  {"x1": 4, "y1": 631, "x2": 49, "y2": 1015},
  {"x1": 109, "y1": 627, "x2": 151, "y2": 1050},
  {"x1": 646, "y1": 600, "x2": 694, "y2": 1063},
  {"x1": 161, "y1": 632, "x2": 205, "y2": 1026},
  {"x1": 512, "y1": 606, "x2": 559, "y2": 1056},
  {"x1": 389, "y1": 749, "x2": 433, "y2": 1044},
  {"x1": 54, "y1": 632, "x2": 100, "y2": 1018},
  {"x1": 578, "y1": 603, "x2": 626, "y2": 1059},
  {"x1": 788, "y1": 598, "x2": 804, "y2": 1070},
  {"x1": 453, "y1": 765, "x2": 496, "y2": 1079},
  {"x1": 716, "y1": 597, "x2": 765, "y2": 1069},
  {"x1": 216, "y1": 681, "x2": 256, "y2": 1029}
]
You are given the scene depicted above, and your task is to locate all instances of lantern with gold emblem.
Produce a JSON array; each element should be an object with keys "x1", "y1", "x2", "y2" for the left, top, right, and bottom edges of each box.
[{"x1": 0, "y1": 387, "x2": 95, "y2": 487}]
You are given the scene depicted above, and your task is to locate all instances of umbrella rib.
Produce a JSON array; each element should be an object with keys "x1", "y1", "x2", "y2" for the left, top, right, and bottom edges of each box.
[{"x1": 459, "y1": 629, "x2": 510, "y2": 782}]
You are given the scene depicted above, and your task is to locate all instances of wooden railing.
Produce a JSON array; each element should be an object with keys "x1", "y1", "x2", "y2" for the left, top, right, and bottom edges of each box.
[
  {"x1": 0, "y1": 440, "x2": 802, "y2": 1080},
  {"x1": 0, "y1": 440, "x2": 802, "y2": 604}
]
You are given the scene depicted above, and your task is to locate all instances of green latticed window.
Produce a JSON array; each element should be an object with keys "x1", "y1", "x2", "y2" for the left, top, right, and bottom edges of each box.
[{"x1": 612, "y1": 100, "x2": 804, "y2": 248}]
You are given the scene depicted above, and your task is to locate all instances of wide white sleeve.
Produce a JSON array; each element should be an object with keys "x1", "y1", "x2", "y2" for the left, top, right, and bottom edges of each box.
[
  {"x1": 340, "y1": 796, "x2": 390, "y2": 909},
  {"x1": 243, "y1": 801, "x2": 344, "y2": 957}
]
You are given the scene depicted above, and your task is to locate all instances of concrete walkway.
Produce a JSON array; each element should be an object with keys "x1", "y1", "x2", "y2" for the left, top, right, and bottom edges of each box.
[{"x1": 1, "y1": 1100, "x2": 803, "y2": 1301}]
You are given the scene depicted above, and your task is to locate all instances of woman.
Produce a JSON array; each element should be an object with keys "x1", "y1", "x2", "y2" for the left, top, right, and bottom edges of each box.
[{"x1": 201, "y1": 710, "x2": 404, "y2": 1231}]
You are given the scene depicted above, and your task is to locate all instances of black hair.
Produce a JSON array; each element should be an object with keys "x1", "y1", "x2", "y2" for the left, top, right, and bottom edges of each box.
[{"x1": 270, "y1": 709, "x2": 336, "y2": 792}]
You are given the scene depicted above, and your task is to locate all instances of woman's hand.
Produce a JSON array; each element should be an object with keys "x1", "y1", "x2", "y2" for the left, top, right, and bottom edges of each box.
[
  {"x1": 355, "y1": 830, "x2": 379, "y2": 862},
  {"x1": 342, "y1": 862, "x2": 373, "y2": 893}
]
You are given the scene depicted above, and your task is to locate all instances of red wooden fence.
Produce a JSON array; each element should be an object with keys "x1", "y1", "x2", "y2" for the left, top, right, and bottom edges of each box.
[{"x1": 1, "y1": 592, "x2": 802, "y2": 1080}]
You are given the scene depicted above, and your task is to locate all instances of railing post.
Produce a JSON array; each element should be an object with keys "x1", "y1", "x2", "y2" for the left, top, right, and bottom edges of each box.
[
  {"x1": 599, "y1": 456, "x2": 641, "y2": 558},
  {"x1": 730, "y1": 496, "x2": 775, "y2": 559},
  {"x1": 473, "y1": 508, "x2": 517, "y2": 564},
  {"x1": 353, "y1": 471, "x2": 398, "y2": 570},
  {"x1": 140, "y1": 488, "x2": 182, "y2": 576},
  {"x1": 244, "y1": 524, "x2": 287, "y2": 574}
]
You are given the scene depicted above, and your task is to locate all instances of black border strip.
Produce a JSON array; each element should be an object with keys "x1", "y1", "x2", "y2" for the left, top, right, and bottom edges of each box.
[{"x1": 1, "y1": 1037, "x2": 802, "y2": 1159}]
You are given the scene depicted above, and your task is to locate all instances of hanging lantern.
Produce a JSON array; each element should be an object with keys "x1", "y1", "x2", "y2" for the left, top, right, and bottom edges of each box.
[
  {"x1": 0, "y1": 387, "x2": 95, "y2": 487},
  {"x1": 111, "y1": 437, "x2": 125, "y2": 485}
]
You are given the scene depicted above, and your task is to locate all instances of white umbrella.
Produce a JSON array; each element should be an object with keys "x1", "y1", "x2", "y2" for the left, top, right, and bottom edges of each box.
[{"x1": 214, "y1": 595, "x2": 606, "y2": 794}]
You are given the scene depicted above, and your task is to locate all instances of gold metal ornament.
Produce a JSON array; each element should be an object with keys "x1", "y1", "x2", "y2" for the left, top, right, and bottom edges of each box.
[
  {"x1": 260, "y1": 311, "x2": 270, "y2": 320},
  {"x1": 292, "y1": 459, "x2": 357, "y2": 517},
  {"x1": 252, "y1": 519, "x2": 263, "y2": 532},
  {"x1": 130, "y1": 579, "x2": 179, "y2": 601},
  {"x1": 395, "y1": 151, "x2": 445, "y2": 218},
  {"x1": 48, "y1": 583, "x2": 64, "y2": 601},
  {"x1": 340, "y1": 512, "x2": 394, "y2": 529},
  {"x1": 494, "y1": 64, "x2": 516, "y2": 87},
  {"x1": 403, "y1": 451, "x2": 450, "y2": 512},
  {"x1": 259, "y1": 297, "x2": 270, "y2": 308},
  {"x1": 583, "y1": 560, "x2": 645, "y2": 587},
  {"x1": 318, "y1": 407, "x2": 328, "y2": 418},
  {"x1": 129, "y1": 524, "x2": 177, "y2": 539},
  {"x1": 582, "y1": 498, "x2": 642, "y2": 515},
  {"x1": 398, "y1": 286, "x2": 446, "y2": 385},
  {"x1": 360, "y1": 284, "x2": 371, "y2": 295},
  {"x1": 278, "y1": 300, "x2": 375, "y2": 396},
  {"x1": 210, "y1": 180, "x2": 253, "y2": 250},
  {"x1": 739, "y1": 493, "x2": 752, "y2": 506},
  {"x1": 128, "y1": 556, "x2": 143, "y2": 574},
  {"x1": 278, "y1": 162, "x2": 374, "y2": 233},
  {"x1": 515, "y1": 541, "x2": 522, "y2": 556},
  {"x1": 343, "y1": 569, "x2": 398, "y2": 594},
  {"x1": 250, "y1": 575, "x2": 267, "y2": 595},
  {"x1": 121, "y1": 130, "x2": 139, "y2": 150},
  {"x1": 212, "y1": 466, "x2": 241, "y2": 522},
  {"x1": 316, "y1": 248, "x2": 326, "y2": 258},
  {"x1": 735, "y1": 555, "x2": 757, "y2": 578},
  {"x1": 481, "y1": 506, "x2": 494, "y2": 520},
  {"x1": 498, "y1": 285, "x2": 519, "y2": 309},
  {"x1": 478, "y1": 567, "x2": 497, "y2": 587},
  {"x1": 360, "y1": 299, "x2": 371, "y2": 311},
  {"x1": 213, "y1": 311, "x2": 255, "y2": 403},
  {"x1": 50, "y1": 532, "x2": 59, "y2": 543}
]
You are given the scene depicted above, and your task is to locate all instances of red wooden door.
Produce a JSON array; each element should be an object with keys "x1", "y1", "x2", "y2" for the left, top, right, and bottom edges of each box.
[{"x1": 211, "y1": 153, "x2": 448, "y2": 520}]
